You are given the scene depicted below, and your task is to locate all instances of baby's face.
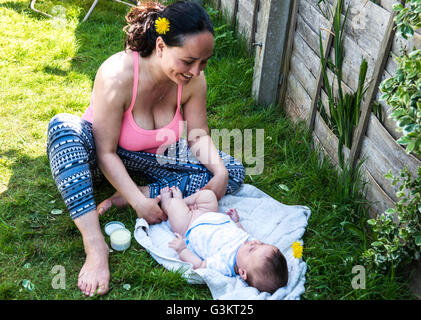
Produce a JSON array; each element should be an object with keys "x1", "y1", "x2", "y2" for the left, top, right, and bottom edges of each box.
[{"x1": 236, "y1": 240, "x2": 277, "y2": 275}]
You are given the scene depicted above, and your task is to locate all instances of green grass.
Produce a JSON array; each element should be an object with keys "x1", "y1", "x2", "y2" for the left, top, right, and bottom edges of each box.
[{"x1": 0, "y1": 0, "x2": 414, "y2": 300}]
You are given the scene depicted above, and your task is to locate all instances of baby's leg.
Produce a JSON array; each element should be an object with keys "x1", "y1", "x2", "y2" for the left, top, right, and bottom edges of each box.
[
  {"x1": 160, "y1": 187, "x2": 193, "y2": 236},
  {"x1": 168, "y1": 187, "x2": 218, "y2": 227},
  {"x1": 183, "y1": 189, "x2": 219, "y2": 213}
]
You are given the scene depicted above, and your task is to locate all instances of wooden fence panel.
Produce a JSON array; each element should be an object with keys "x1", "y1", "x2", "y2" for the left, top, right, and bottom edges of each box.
[
  {"x1": 285, "y1": 72, "x2": 312, "y2": 122},
  {"x1": 360, "y1": 165, "x2": 396, "y2": 217},
  {"x1": 236, "y1": 0, "x2": 253, "y2": 40},
  {"x1": 365, "y1": 114, "x2": 421, "y2": 180}
]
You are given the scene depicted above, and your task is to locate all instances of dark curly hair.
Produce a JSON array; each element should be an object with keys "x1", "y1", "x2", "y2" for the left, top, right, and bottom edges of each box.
[{"x1": 123, "y1": 1, "x2": 214, "y2": 57}]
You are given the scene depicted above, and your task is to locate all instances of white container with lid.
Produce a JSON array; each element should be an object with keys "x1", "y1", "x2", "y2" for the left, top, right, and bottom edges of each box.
[
  {"x1": 110, "y1": 228, "x2": 131, "y2": 251},
  {"x1": 104, "y1": 221, "x2": 125, "y2": 236}
]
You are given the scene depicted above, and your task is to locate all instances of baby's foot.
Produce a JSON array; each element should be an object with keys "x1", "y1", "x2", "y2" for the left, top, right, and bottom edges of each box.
[
  {"x1": 160, "y1": 186, "x2": 173, "y2": 202},
  {"x1": 170, "y1": 186, "x2": 183, "y2": 199},
  {"x1": 159, "y1": 186, "x2": 174, "y2": 214}
]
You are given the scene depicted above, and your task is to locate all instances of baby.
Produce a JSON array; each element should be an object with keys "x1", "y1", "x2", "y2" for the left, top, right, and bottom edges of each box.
[{"x1": 160, "y1": 186, "x2": 288, "y2": 294}]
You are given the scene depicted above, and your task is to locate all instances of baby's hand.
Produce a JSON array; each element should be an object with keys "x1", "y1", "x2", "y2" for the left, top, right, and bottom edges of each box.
[
  {"x1": 168, "y1": 233, "x2": 187, "y2": 254},
  {"x1": 226, "y1": 208, "x2": 240, "y2": 223}
]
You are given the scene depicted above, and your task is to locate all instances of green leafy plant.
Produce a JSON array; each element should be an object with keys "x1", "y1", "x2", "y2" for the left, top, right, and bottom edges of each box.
[
  {"x1": 317, "y1": 0, "x2": 334, "y2": 20},
  {"x1": 393, "y1": 0, "x2": 421, "y2": 40},
  {"x1": 364, "y1": 1, "x2": 421, "y2": 273},
  {"x1": 317, "y1": 0, "x2": 369, "y2": 167},
  {"x1": 363, "y1": 167, "x2": 421, "y2": 271},
  {"x1": 379, "y1": 49, "x2": 421, "y2": 155}
]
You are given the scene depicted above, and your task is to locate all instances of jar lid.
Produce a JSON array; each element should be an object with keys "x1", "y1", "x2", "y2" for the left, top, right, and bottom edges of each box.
[{"x1": 104, "y1": 221, "x2": 125, "y2": 236}]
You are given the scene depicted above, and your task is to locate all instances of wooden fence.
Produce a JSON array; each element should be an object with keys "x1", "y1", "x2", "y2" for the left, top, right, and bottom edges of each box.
[
  {"x1": 283, "y1": 0, "x2": 421, "y2": 217},
  {"x1": 211, "y1": 0, "x2": 421, "y2": 217}
]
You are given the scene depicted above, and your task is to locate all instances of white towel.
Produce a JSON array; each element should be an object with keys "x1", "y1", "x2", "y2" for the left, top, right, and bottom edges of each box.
[{"x1": 133, "y1": 184, "x2": 311, "y2": 300}]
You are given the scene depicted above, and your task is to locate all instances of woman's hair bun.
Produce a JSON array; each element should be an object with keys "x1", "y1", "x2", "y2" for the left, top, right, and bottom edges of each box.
[{"x1": 123, "y1": 1, "x2": 166, "y2": 57}]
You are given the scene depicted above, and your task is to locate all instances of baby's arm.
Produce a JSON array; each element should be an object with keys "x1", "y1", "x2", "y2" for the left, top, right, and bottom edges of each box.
[
  {"x1": 226, "y1": 208, "x2": 246, "y2": 231},
  {"x1": 168, "y1": 233, "x2": 207, "y2": 269}
]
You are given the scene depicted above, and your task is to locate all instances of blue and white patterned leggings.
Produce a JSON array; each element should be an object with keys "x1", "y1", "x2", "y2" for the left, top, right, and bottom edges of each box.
[{"x1": 46, "y1": 113, "x2": 245, "y2": 220}]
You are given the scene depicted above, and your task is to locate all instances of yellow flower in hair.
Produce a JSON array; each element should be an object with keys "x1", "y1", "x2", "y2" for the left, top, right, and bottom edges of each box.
[
  {"x1": 155, "y1": 17, "x2": 170, "y2": 35},
  {"x1": 291, "y1": 241, "x2": 303, "y2": 259}
]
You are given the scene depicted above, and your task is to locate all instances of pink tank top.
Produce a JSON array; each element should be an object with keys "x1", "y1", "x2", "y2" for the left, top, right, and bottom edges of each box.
[{"x1": 81, "y1": 51, "x2": 184, "y2": 154}]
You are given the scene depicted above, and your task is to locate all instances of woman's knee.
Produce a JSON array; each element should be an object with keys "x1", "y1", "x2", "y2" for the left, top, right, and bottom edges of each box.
[
  {"x1": 48, "y1": 113, "x2": 79, "y2": 131},
  {"x1": 46, "y1": 113, "x2": 94, "y2": 157}
]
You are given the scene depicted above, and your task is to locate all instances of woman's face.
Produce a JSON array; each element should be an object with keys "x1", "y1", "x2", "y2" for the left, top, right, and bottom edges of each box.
[{"x1": 159, "y1": 31, "x2": 214, "y2": 84}]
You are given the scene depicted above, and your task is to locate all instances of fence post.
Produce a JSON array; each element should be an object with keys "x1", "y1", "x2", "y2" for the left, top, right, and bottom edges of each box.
[
  {"x1": 348, "y1": 1, "x2": 404, "y2": 169},
  {"x1": 278, "y1": 0, "x2": 300, "y2": 110},
  {"x1": 251, "y1": 0, "x2": 292, "y2": 107}
]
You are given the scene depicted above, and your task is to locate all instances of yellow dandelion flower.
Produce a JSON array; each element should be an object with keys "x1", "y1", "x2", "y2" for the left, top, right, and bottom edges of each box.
[
  {"x1": 291, "y1": 241, "x2": 303, "y2": 259},
  {"x1": 155, "y1": 17, "x2": 170, "y2": 35}
]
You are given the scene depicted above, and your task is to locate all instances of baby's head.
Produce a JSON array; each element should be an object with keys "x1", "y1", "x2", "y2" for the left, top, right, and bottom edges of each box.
[{"x1": 236, "y1": 239, "x2": 288, "y2": 294}]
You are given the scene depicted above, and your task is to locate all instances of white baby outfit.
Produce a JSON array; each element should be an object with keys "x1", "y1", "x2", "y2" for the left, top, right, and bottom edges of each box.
[{"x1": 185, "y1": 211, "x2": 254, "y2": 276}]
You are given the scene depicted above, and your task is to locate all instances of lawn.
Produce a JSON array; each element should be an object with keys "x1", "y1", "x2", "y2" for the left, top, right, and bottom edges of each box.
[{"x1": 0, "y1": 0, "x2": 414, "y2": 300}]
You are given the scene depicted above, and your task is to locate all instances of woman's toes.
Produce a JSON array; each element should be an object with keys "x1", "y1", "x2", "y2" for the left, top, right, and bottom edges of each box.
[
  {"x1": 78, "y1": 278, "x2": 87, "y2": 293},
  {"x1": 97, "y1": 199, "x2": 112, "y2": 215},
  {"x1": 97, "y1": 283, "x2": 108, "y2": 296},
  {"x1": 97, "y1": 191, "x2": 129, "y2": 215},
  {"x1": 89, "y1": 281, "x2": 99, "y2": 297},
  {"x1": 84, "y1": 283, "x2": 92, "y2": 296}
]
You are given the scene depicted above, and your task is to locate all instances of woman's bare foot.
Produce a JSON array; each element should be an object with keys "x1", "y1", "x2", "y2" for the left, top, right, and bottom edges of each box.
[
  {"x1": 97, "y1": 186, "x2": 150, "y2": 215},
  {"x1": 78, "y1": 238, "x2": 110, "y2": 297}
]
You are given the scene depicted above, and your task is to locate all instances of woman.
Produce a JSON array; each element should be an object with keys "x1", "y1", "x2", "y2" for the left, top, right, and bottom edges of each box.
[{"x1": 46, "y1": 0, "x2": 245, "y2": 297}]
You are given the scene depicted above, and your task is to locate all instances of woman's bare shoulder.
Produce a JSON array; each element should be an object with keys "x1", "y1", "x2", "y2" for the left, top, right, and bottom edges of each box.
[
  {"x1": 96, "y1": 50, "x2": 134, "y2": 87},
  {"x1": 91, "y1": 51, "x2": 135, "y2": 112}
]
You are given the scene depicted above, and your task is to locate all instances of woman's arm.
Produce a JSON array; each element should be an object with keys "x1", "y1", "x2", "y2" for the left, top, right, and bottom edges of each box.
[
  {"x1": 183, "y1": 73, "x2": 229, "y2": 200},
  {"x1": 91, "y1": 57, "x2": 165, "y2": 224}
]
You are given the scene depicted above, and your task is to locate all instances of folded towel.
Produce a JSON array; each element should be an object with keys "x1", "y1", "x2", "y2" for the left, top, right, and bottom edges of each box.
[{"x1": 133, "y1": 184, "x2": 311, "y2": 300}]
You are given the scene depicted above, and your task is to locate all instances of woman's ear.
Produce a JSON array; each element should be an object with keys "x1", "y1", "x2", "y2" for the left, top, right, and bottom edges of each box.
[{"x1": 156, "y1": 36, "x2": 165, "y2": 57}]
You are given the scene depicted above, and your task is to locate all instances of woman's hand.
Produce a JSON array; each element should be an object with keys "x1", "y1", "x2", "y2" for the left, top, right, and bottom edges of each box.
[
  {"x1": 200, "y1": 168, "x2": 229, "y2": 200},
  {"x1": 134, "y1": 195, "x2": 167, "y2": 225}
]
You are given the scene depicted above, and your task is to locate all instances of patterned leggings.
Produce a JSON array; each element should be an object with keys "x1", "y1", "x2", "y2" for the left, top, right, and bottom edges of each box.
[{"x1": 46, "y1": 113, "x2": 245, "y2": 220}]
